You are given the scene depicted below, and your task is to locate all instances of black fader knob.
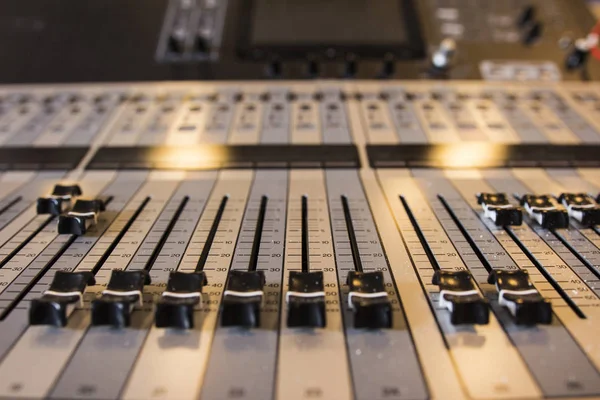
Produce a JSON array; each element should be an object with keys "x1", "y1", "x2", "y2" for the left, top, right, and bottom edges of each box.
[
  {"x1": 37, "y1": 184, "x2": 82, "y2": 215},
  {"x1": 347, "y1": 271, "x2": 392, "y2": 329},
  {"x1": 91, "y1": 270, "x2": 149, "y2": 328},
  {"x1": 286, "y1": 271, "x2": 326, "y2": 328},
  {"x1": 155, "y1": 271, "x2": 207, "y2": 329},
  {"x1": 488, "y1": 269, "x2": 552, "y2": 325},
  {"x1": 58, "y1": 199, "x2": 106, "y2": 235},
  {"x1": 29, "y1": 271, "x2": 95, "y2": 327},
  {"x1": 558, "y1": 193, "x2": 600, "y2": 226},
  {"x1": 432, "y1": 270, "x2": 489, "y2": 325},
  {"x1": 519, "y1": 194, "x2": 569, "y2": 229},
  {"x1": 477, "y1": 193, "x2": 523, "y2": 226},
  {"x1": 221, "y1": 270, "x2": 266, "y2": 328}
]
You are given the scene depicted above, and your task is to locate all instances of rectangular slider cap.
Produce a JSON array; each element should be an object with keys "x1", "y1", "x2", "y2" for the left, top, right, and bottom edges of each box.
[
  {"x1": 558, "y1": 193, "x2": 600, "y2": 226},
  {"x1": 36, "y1": 184, "x2": 82, "y2": 216},
  {"x1": 346, "y1": 271, "x2": 392, "y2": 329},
  {"x1": 91, "y1": 270, "x2": 149, "y2": 328},
  {"x1": 519, "y1": 194, "x2": 569, "y2": 229},
  {"x1": 477, "y1": 192, "x2": 522, "y2": 226},
  {"x1": 432, "y1": 270, "x2": 489, "y2": 325},
  {"x1": 155, "y1": 271, "x2": 207, "y2": 329},
  {"x1": 29, "y1": 271, "x2": 95, "y2": 327},
  {"x1": 58, "y1": 199, "x2": 106, "y2": 235},
  {"x1": 488, "y1": 269, "x2": 552, "y2": 325},
  {"x1": 221, "y1": 270, "x2": 266, "y2": 328},
  {"x1": 286, "y1": 271, "x2": 326, "y2": 328}
]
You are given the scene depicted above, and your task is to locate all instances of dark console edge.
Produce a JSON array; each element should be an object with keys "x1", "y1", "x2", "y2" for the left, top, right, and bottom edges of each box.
[
  {"x1": 0, "y1": 147, "x2": 88, "y2": 171},
  {"x1": 86, "y1": 145, "x2": 361, "y2": 170},
  {"x1": 367, "y1": 144, "x2": 600, "y2": 169}
]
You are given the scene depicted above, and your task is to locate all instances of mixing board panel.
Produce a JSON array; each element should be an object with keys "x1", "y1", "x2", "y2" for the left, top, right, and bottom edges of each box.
[{"x1": 1, "y1": 81, "x2": 600, "y2": 400}]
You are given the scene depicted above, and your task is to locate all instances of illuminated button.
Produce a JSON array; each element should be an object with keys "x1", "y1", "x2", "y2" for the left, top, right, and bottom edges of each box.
[
  {"x1": 432, "y1": 270, "x2": 489, "y2": 325},
  {"x1": 519, "y1": 194, "x2": 569, "y2": 229},
  {"x1": 91, "y1": 270, "x2": 149, "y2": 328},
  {"x1": 477, "y1": 192, "x2": 522, "y2": 226},
  {"x1": 221, "y1": 270, "x2": 265, "y2": 328},
  {"x1": 29, "y1": 271, "x2": 95, "y2": 327},
  {"x1": 488, "y1": 269, "x2": 552, "y2": 325},
  {"x1": 155, "y1": 271, "x2": 207, "y2": 329},
  {"x1": 347, "y1": 271, "x2": 391, "y2": 329},
  {"x1": 286, "y1": 271, "x2": 326, "y2": 328},
  {"x1": 558, "y1": 193, "x2": 600, "y2": 226},
  {"x1": 36, "y1": 184, "x2": 82, "y2": 215}
]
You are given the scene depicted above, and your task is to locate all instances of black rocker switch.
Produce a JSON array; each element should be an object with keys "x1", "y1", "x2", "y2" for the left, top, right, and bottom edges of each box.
[
  {"x1": 37, "y1": 184, "x2": 82, "y2": 215},
  {"x1": 519, "y1": 194, "x2": 569, "y2": 229},
  {"x1": 517, "y1": 5, "x2": 535, "y2": 28},
  {"x1": 58, "y1": 199, "x2": 106, "y2": 235},
  {"x1": 91, "y1": 270, "x2": 149, "y2": 328},
  {"x1": 221, "y1": 270, "x2": 266, "y2": 328},
  {"x1": 432, "y1": 270, "x2": 489, "y2": 325},
  {"x1": 29, "y1": 271, "x2": 95, "y2": 327},
  {"x1": 477, "y1": 193, "x2": 523, "y2": 226},
  {"x1": 286, "y1": 271, "x2": 326, "y2": 328},
  {"x1": 347, "y1": 271, "x2": 392, "y2": 329},
  {"x1": 155, "y1": 271, "x2": 207, "y2": 329},
  {"x1": 488, "y1": 269, "x2": 552, "y2": 325},
  {"x1": 558, "y1": 193, "x2": 600, "y2": 226},
  {"x1": 522, "y1": 21, "x2": 543, "y2": 46}
]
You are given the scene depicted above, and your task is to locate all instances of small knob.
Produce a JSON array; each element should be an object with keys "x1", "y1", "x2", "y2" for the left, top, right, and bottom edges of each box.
[
  {"x1": 168, "y1": 28, "x2": 187, "y2": 54},
  {"x1": 566, "y1": 38, "x2": 590, "y2": 70},
  {"x1": 266, "y1": 57, "x2": 282, "y2": 78},
  {"x1": 431, "y1": 38, "x2": 457, "y2": 70},
  {"x1": 195, "y1": 34, "x2": 209, "y2": 54},
  {"x1": 344, "y1": 53, "x2": 357, "y2": 78},
  {"x1": 517, "y1": 5, "x2": 535, "y2": 28},
  {"x1": 380, "y1": 53, "x2": 396, "y2": 78},
  {"x1": 306, "y1": 54, "x2": 320, "y2": 78}
]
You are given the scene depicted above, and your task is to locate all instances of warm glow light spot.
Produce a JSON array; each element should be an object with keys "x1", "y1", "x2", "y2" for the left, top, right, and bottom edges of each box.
[{"x1": 429, "y1": 143, "x2": 508, "y2": 168}]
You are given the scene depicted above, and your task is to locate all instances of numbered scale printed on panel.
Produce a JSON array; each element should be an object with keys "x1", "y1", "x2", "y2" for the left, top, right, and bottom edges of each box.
[{"x1": 1, "y1": 81, "x2": 600, "y2": 400}]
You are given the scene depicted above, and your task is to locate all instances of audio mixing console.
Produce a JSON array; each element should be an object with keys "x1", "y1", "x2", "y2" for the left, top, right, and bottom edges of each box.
[{"x1": 1, "y1": 81, "x2": 600, "y2": 400}]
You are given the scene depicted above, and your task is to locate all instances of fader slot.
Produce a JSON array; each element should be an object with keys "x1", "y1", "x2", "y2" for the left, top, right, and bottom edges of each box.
[
  {"x1": 277, "y1": 169, "x2": 351, "y2": 400},
  {"x1": 325, "y1": 169, "x2": 428, "y2": 400},
  {"x1": 202, "y1": 170, "x2": 287, "y2": 400}
]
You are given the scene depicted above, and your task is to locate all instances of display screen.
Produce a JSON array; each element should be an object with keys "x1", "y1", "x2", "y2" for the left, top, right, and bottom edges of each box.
[{"x1": 240, "y1": 0, "x2": 424, "y2": 59}]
